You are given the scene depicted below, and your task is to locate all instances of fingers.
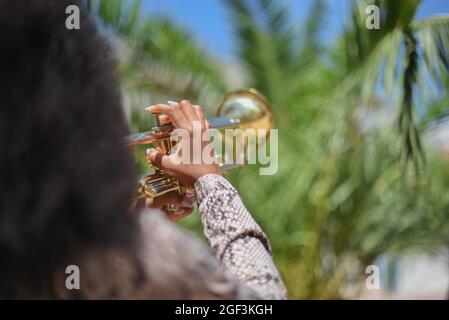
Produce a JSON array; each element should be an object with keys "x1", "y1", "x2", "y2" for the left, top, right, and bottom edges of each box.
[
  {"x1": 167, "y1": 207, "x2": 194, "y2": 222},
  {"x1": 146, "y1": 101, "x2": 202, "y2": 131},
  {"x1": 146, "y1": 148, "x2": 174, "y2": 171},
  {"x1": 145, "y1": 191, "x2": 194, "y2": 208},
  {"x1": 179, "y1": 100, "x2": 199, "y2": 123},
  {"x1": 193, "y1": 105, "x2": 206, "y2": 128},
  {"x1": 145, "y1": 103, "x2": 187, "y2": 128},
  {"x1": 145, "y1": 190, "x2": 195, "y2": 223}
]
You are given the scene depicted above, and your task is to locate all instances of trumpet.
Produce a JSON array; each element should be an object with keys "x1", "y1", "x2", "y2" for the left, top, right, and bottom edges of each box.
[{"x1": 127, "y1": 88, "x2": 273, "y2": 201}]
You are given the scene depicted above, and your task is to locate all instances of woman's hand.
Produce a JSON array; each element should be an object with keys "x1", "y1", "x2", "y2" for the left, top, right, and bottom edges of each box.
[
  {"x1": 142, "y1": 100, "x2": 221, "y2": 222},
  {"x1": 129, "y1": 190, "x2": 195, "y2": 222},
  {"x1": 145, "y1": 190, "x2": 195, "y2": 222},
  {"x1": 145, "y1": 100, "x2": 221, "y2": 187}
]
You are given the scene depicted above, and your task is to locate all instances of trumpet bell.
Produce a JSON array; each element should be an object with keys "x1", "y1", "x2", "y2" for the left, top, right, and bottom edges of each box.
[
  {"x1": 211, "y1": 89, "x2": 273, "y2": 168},
  {"x1": 214, "y1": 88, "x2": 273, "y2": 133}
]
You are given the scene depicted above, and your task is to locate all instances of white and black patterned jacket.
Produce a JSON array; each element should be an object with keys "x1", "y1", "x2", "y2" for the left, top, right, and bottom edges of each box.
[
  {"x1": 51, "y1": 174, "x2": 287, "y2": 300},
  {"x1": 139, "y1": 174, "x2": 287, "y2": 299}
]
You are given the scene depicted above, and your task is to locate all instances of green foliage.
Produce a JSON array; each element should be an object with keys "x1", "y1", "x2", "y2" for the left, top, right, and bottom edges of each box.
[
  {"x1": 87, "y1": 0, "x2": 227, "y2": 130},
  {"x1": 90, "y1": 0, "x2": 449, "y2": 299},
  {"x1": 223, "y1": 0, "x2": 449, "y2": 298},
  {"x1": 341, "y1": 0, "x2": 449, "y2": 170}
]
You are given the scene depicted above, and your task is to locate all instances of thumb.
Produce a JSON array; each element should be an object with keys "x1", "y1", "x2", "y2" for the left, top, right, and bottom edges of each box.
[{"x1": 146, "y1": 148, "x2": 173, "y2": 171}]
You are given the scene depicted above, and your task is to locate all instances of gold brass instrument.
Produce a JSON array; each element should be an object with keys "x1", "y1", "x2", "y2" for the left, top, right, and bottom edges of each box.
[{"x1": 127, "y1": 88, "x2": 273, "y2": 201}]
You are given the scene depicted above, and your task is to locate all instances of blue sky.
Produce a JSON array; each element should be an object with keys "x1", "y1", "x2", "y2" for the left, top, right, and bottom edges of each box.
[{"x1": 144, "y1": 0, "x2": 449, "y2": 61}]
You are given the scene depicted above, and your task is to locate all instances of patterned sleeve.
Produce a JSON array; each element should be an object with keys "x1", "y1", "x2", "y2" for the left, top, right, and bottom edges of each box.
[{"x1": 194, "y1": 174, "x2": 287, "y2": 300}]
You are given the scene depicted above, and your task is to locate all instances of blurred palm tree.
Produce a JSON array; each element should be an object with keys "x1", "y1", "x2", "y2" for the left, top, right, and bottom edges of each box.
[
  {"x1": 342, "y1": 0, "x2": 449, "y2": 172},
  {"x1": 222, "y1": 0, "x2": 449, "y2": 298},
  {"x1": 86, "y1": 0, "x2": 228, "y2": 172},
  {"x1": 86, "y1": 0, "x2": 227, "y2": 134},
  {"x1": 87, "y1": 0, "x2": 449, "y2": 298}
]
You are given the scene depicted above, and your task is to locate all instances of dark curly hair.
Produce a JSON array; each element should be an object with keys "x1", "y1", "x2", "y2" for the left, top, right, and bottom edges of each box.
[{"x1": 0, "y1": 0, "x2": 138, "y2": 296}]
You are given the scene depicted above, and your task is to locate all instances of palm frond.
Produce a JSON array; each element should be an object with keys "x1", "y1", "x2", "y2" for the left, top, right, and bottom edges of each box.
[
  {"x1": 399, "y1": 30, "x2": 424, "y2": 170},
  {"x1": 338, "y1": 1, "x2": 449, "y2": 170},
  {"x1": 223, "y1": 0, "x2": 330, "y2": 120},
  {"x1": 301, "y1": 0, "x2": 326, "y2": 55},
  {"x1": 223, "y1": 0, "x2": 287, "y2": 107},
  {"x1": 413, "y1": 16, "x2": 449, "y2": 88},
  {"x1": 86, "y1": 0, "x2": 142, "y2": 37},
  {"x1": 126, "y1": 18, "x2": 227, "y2": 100},
  {"x1": 419, "y1": 83, "x2": 449, "y2": 130},
  {"x1": 87, "y1": 0, "x2": 227, "y2": 123}
]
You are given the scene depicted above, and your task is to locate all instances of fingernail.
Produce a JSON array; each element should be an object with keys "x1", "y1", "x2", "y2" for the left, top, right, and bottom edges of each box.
[
  {"x1": 145, "y1": 106, "x2": 153, "y2": 111},
  {"x1": 167, "y1": 101, "x2": 178, "y2": 106},
  {"x1": 175, "y1": 208, "x2": 185, "y2": 215},
  {"x1": 182, "y1": 198, "x2": 194, "y2": 207},
  {"x1": 146, "y1": 148, "x2": 156, "y2": 155},
  {"x1": 185, "y1": 189, "x2": 195, "y2": 198}
]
